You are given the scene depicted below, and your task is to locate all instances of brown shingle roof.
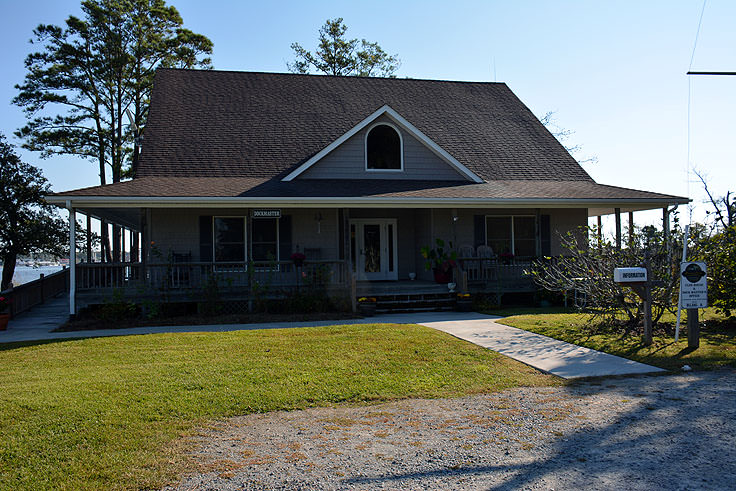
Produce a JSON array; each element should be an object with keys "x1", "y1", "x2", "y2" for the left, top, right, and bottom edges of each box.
[
  {"x1": 51, "y1": 177, "x2": 687, "y2": 203},
  {"x1": 138, "y1": 69, "x2": 593, "y2": 182}
]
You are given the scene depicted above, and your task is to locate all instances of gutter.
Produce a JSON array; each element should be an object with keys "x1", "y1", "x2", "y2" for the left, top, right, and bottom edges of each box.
[{"x1": 46, "y1": 195, "x2": 691, "y2": 210}]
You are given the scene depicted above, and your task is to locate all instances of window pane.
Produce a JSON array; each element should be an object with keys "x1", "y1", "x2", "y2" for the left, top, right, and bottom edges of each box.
[
  {"x1": 367, "y1": 125, "x2": 401, "y2": 169},
  {"x1": 215, "y1": 217, "x2": 244, "y2": 243},
  {"x1": 486, "y1": 217, "x2": 512, "y2": 256},
  {"x1": 514, "y1": 217, "x2": 536, "y2": 240},
  {"x1": 214, "y1": 217, "x2": 245, "y2": 262},
  {"x1": 252, "y1": 218, "x2": 277, "y2": 242},
  {"x1": 252, "y1": 243, "x2": 278, "y2": 261},
  {"x1": 215, "y1": 243, "x2": 244, "y2": 262},
  {"x1": 514, "y1": 216, "x2": 537, "y2": 257},
  {"x1": 252, "y1": 218, "x2": 278, "y2": 261},
  {"x1": 515, "y1": 240, "x2": 536, "y2": 257}
]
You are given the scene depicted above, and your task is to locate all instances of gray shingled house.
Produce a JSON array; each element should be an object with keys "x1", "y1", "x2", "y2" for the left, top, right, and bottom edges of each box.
[{"x1": 49, "y1": 69, "x2": 688, "y2": 314}]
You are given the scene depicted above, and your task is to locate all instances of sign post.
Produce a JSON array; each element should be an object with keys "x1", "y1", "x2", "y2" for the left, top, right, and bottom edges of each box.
[
  {"x1": 680, "y1": 261, "x2": 707, "y2": 349},
  {"x1": 613, "y1": 264, "x2": 653, "y2": 345}
]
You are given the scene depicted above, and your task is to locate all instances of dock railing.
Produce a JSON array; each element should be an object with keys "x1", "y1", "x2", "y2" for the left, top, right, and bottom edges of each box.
[{"x1": 1, "y1": 267, "x2": 70, "y2": 318}]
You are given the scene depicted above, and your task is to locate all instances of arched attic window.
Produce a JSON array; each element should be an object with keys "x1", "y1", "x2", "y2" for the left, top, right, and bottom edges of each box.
[{"x1": 365, "y1": 123, "x2": 403, "y2": 171}]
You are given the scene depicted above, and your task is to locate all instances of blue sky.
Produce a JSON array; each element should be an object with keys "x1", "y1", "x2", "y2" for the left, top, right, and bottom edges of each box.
[{"x1": 2, "y1": 0, "x2": 735, "y2": 229}]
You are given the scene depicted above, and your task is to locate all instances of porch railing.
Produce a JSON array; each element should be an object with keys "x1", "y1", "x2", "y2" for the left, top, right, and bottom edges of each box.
[
  {"x1": 456, "y1": 257, "x2": 535, "y2": 292},
  {"x1": 1, "y1": 267, "x2": 70, "y2": 318},
  {"x1": 75, "y1": 260, "x2": 350, "y2": 295}
]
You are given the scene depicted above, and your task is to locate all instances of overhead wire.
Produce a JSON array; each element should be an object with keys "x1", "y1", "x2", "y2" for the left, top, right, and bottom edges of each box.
[{"x1": 687, "y1": 0, "x2": 708, "y2": 221}]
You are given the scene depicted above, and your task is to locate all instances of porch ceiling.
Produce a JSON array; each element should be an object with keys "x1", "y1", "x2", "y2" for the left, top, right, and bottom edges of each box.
[{"x1": 73, "y1": 207, "x2": 142, "y2": 230}]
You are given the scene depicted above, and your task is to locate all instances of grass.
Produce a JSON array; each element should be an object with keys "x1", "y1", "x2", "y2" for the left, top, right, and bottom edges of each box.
[
  {"x1": 0, "y1": 323, "x2": 557, "y2": 490},
  {"x1": 495, "y1": 308, "x2": 736, "y2": 371}
]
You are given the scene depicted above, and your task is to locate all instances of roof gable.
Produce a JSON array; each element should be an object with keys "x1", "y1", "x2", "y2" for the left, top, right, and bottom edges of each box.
[{"x1": 283, "y1": 105, "x2": 482, "y2": 182}]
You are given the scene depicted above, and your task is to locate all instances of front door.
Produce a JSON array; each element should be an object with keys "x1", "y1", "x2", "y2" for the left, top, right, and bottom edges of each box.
[{"x1": 351, "y1": 219, "x2": 398, "y2": 281}]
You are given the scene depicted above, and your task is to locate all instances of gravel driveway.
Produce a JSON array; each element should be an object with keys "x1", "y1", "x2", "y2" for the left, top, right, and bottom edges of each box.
[{"x1": 166, "y1": 370, "x2": 736, "y2": 490}]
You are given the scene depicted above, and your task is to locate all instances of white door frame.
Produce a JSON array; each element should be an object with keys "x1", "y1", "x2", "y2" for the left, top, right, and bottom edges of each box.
[{"x1": 350, "y1": 219, "x2": 398, "y2": 281}]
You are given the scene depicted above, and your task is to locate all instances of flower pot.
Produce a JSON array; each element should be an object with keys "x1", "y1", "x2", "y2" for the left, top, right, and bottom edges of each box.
[
  {"x1": 358, "y1": 303, "x2": 376, "y2": 317},
  {"x1": 0, "y1": 314, "x2": 9, "y2": 331},
  {"x1": 433, "y1": 268, "x2": 453, "y2": 284}
]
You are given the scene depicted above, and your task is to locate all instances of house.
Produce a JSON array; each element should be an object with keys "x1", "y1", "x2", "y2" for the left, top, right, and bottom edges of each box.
[{"x1": 48, "y1": 69, "x2": 688, "y2": 315}]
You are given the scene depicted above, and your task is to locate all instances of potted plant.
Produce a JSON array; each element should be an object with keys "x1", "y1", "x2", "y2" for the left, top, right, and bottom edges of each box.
[
  {"x1": 0, "y1": 296, "x2": 11, "y2": 331},
  {"x1": 420, "y1": 239, "x2": 457, "y2": 284},
  {"x1": 500, "y1": 251, "x2": 515, "y2": 265},
  {"x1": 357, "y1": 297, "x2": 377, "y2": 316},
  {"x1": 456, "y1": 293, "x2": 473, "y2": 312},
  {"x1": 290, "y1": 251, "x2": 306, "y2": 267}
]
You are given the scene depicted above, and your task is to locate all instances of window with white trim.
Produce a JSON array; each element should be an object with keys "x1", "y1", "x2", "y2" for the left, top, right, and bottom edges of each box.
[
  {"x1": 486, "y1": 215, "x2": 536, "y2": 257},
  {"x1": 251, "y1": 217, "x2": 279, "y2": 262},
  {"x1": 365, "y1": 123, "x2": 402, "y2": 170},
  {"x1": 213, "y1": 217, "x2": 246, "y2": 263}
]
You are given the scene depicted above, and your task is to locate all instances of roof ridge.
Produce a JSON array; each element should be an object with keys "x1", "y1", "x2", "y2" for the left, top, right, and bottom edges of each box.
[{"x1": 156, "y1": 67, "x2": 508, "y2": 86}]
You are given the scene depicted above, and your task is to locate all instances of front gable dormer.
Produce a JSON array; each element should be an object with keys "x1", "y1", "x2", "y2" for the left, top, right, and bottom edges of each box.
[{"x1": 282, "y1": 105, "x2": 483, "y2": 182}]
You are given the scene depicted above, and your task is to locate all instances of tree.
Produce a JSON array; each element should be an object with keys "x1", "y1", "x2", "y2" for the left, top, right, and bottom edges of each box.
[
  {"x1": 529, "y1": 225, "x2": 682, "y2": 330},
  {"x1": 288, "y1": 18, "x2": 400, "y2": 77},
  {"x1": 694, "y1": 169, "x2": 735, "y2": 230},
  {"x1": 14, "y1": 0, "x2": 213, "y2": 262},
  {"x1": 0, "y1": 135, "x2": 68, "y2": 291},
  {"x1": 539, "y1": 111, "x2": 597, "y2": 165},
  {"x1": 690, "y1": 171, "x2": 736, "y2": 316}
]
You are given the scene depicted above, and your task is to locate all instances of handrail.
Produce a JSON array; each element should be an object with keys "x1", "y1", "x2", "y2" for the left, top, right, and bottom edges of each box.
[
  {"x1": 73, "y1": 260, "x2": 350, "y2": 292},
  {"x1": 0, "y1": 267, "x2": 69, "y2": 318}
]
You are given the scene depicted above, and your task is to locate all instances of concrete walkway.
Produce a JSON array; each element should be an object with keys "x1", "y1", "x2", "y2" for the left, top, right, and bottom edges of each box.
[
  {"x1": 1, "y1": 308, "x2": 663, "y2": 379},
  {"x1": 416, "y1": 314, "x2": 665, "y2": 379}
]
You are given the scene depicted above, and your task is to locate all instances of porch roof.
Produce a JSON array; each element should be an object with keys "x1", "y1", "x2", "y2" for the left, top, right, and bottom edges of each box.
[{"x1": 48, "y1": 177, "x2": 688, "y2": 216}]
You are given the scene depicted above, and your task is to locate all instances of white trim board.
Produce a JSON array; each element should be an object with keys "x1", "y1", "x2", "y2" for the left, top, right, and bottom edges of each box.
[{"x1": 281, "y1": 105, "x2": 484, "y2": 183}]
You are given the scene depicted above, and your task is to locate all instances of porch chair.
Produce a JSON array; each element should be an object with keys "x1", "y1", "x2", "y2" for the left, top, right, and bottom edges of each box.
[
  {"x1": 476, "y1": 245, "x2": 496, "y2": 281},
  {"x1": 458, "y1": 245, "x2": 478, "y2": 280},
  {"x1": 171, "y1": 252, "x2": 192, "y2": 288}
]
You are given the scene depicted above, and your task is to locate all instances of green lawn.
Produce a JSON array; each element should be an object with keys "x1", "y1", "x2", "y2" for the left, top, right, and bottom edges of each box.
[
  {"x1": 496, "y1": 309, "x2": 736, "y2": 371},
  {"x1": 0, "y1": 323, "x2": 557, "y2": 490}
]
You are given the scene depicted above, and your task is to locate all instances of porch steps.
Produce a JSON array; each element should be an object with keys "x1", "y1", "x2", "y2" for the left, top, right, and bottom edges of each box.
[{"x1": 372, "y1": 293, "x2": 456, "y2": 314}]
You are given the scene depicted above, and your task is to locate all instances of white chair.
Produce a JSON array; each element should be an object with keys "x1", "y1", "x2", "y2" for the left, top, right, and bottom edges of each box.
[
  {"x1": 458, "y1": 245, "x2": 475, "y2": 258},
  {"x1": 477, "y1": 245, "x2": 496, "y2": 280},
  {"x1": 458, "y1": 245, "x2": 477, "y2": 280},
  {"x1": 476, "y1": 245, "x2": 494, "y2": 258}
]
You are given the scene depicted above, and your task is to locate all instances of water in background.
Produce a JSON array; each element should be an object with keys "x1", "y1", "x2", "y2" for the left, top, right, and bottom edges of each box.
[{"x1": 8, "y1": 265, "x2": 64, "y2": 288}]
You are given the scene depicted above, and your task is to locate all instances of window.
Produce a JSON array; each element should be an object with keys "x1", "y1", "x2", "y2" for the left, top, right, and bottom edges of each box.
[
  {"x1": 214, "y1": 217, "x2": 246, "y2": 263},
  {"x1": 251, "y1": 217, "x2": 279, "y2": 262},
  {"x1": 366, "y1": 123, "x2": 402, "y2": 170},
  {"x1": 486, "y1": 215, "x2": 537, "y2": 258}
]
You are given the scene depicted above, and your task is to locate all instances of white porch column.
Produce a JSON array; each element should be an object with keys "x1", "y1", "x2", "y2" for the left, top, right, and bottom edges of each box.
[{"x1": 67, "y1": 201, "x2": 76, "y2": 316}]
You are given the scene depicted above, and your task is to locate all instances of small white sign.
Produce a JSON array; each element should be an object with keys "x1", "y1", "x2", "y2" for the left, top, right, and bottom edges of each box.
[
  {"x1": 614, "y1": 267, "x2": 647, "y2": 283},
  {"x1": 681, "y1": 262, "x2": 708, "y2": 309},
  {"x1": 252, "y1": 209, "x2": 281, "y2": 218}
]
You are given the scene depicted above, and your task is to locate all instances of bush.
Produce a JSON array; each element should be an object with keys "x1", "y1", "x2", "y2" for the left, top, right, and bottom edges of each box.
[
  {"x1": 694, "y1": 226, "x2": 736, "y2": 316},
  {"x1": 529, "y1": 225, "x2": 682, "y2": 329}
]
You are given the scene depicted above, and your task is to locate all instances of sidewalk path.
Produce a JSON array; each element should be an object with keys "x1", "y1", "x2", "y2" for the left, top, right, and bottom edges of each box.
[
  {"x1": 415, "y1": 314, "x2": 665, "y2": 378},
  {"x1": 1, "y1": 309, "x2": 664, "y2": 378}
]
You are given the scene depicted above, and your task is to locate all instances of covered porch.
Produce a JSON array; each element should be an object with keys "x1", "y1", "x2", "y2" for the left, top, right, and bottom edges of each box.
[
  {"x1": 56, "y1": 192, "x2": 686, "y2": 316},
  {"x1": 62, "y1": 203, "x2": 558, "y2": 313}
]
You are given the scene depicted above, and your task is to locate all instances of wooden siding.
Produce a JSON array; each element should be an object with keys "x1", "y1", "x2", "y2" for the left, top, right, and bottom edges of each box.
[
  {"x1": 300, "y1": 115, "x2": 467, "y2": 180},
  {"x1": 149, "y1": 208, "x2": 339, "y2": 262}
]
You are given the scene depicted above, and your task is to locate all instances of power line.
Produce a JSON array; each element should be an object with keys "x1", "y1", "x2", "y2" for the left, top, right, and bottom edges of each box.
[{"x1": 689, "y1": 0, "x2": 708, "y2": 72}]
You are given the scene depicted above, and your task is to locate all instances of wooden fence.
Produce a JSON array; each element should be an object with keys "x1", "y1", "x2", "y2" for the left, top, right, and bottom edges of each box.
[{"x1": 1, "y1": 268, "x2": 70, "y2": 318}]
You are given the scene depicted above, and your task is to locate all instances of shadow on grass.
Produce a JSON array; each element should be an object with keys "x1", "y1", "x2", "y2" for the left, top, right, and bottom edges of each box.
[{"x1": 0, "y1": 337, "x2": 90, "y2": 352}]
